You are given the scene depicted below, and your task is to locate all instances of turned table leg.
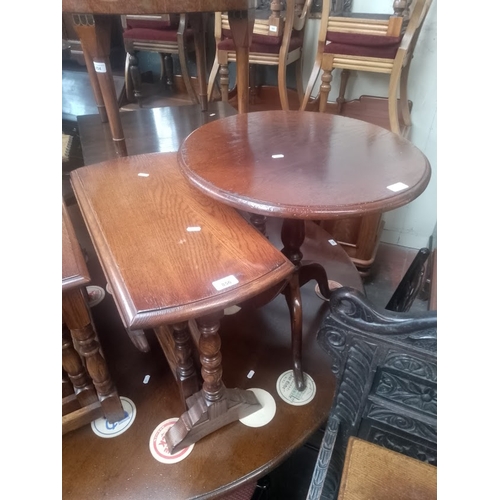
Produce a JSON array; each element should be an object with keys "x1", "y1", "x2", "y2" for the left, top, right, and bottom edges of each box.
[
  {"x1": 62, "y1": 287, "x2": 125, "y2": 423},
  {"x1": 164, "y1": 311, "x2": 261, "y2": 454},
  {"x1": 62, "y1": 323, "x2": 98, "y2": 408},
  {"x1": 280, "y1": 219, "x2": 331, "y2": 391},
  {"x1": 154, "y1": 323, "x2": 200, "y2": 408}
]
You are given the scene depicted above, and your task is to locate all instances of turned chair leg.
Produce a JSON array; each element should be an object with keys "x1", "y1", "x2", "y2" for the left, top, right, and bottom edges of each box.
[
  {"x1": 161, "y1": 52, "x2": 175, "y2": 88},
  {"x1": 336, "y1": 69, "x2": 351, "y2": 114},
  {"x1": 128, "y1": 51, "x2": 143, "y2": 106},
  {"x1": 319, "y1": 69, "x2": 333, "y2": 113}
]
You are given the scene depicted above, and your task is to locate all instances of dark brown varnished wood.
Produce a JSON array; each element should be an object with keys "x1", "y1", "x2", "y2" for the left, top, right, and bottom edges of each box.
[
  {"x1": 77, "y1": 101, "x2": 237, "y2": 166},
  {"x1": 178, "y1": 111, "x2": 431, "y2": 219},
  {"x1": 178, "y1": 109, "x2": 431, "y2": 390},
  {"x1": 70, "y1": 151, "x2": 295, "y2": 450},
  {"x1": 62, "y1": 200, "x2": 125, "y2": 433}
]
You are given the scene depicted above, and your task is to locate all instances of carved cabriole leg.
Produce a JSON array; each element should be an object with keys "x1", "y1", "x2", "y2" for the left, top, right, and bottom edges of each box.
[
  {"x1": 337, "y1": 69, "x2": 351, "y2": 114},
  {"x1": 280, "y1": 219, "x2": 331, "y2": 391},
  {"x1": 164, "y1": 312, "x2": 261, "y2": 454},
  {"x1": 62, "y1": 288, "x2": 125, "y2": 423},
  {"x1": 62, "y1": 323, "x2": 98, "y2": 408},
  {"x1": 154, "y1": 323, "x2": 200, "y2": 408}
]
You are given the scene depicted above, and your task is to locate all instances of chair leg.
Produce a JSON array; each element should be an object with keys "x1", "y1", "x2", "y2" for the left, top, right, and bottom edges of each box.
[
  {"x1": 388, "y1": 71, "x2": 402, "y2": 135},
  {"x1": 295, "y1": 57, "x2": 305, "y2": 106},
  {"x1": 207, "y1": 56, "x2": 220, "y2": 102},
  {"x1": 400, "y1": 62, "x2": 412, "y2": 127},
  {"x1": 220, "y1": 63, "x2": 230, "y2": 102},
  {"x1": 178, "y1": 29, "x2": 199, "y2": 104},
  {"x1": 128, "y1": 51, "x2": 143, "y2": 106},
  {"x1": 336, "y1": 69, "x2": 351, "y2": 114},
  {"x1": 124, "y1": 52, "x2": 134, "y2": 103},
  {"x1": 319, "y1": 69, "x2": 333, "y2": 113},
  {"x1": 278, "y1": 61, "x2": 290, "y2": 110},
  {"x1": 162, "y1": 53, "x2": 175, "y2": 88}
]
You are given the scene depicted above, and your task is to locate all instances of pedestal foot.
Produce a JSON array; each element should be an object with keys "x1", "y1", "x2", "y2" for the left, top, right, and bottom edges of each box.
[{"x1": 165, "y1": 387, "x2": 261, "y2": 454}]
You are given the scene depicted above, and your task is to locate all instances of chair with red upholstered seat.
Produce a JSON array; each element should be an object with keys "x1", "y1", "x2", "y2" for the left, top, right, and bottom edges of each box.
[
  {"x1": 300, "y1": 0, "x2": 433, "y2": 135},
  {"x1": 207, "y1": 0, "x2": 312, "y2": 110},
  {"x1": 121, "y1": 14, "x2": 198, "y2": 106}
]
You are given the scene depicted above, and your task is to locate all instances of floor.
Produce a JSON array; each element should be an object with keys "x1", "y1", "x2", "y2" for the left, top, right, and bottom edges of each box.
[{"x1": 62, "y1": 62, "x2": 432, "y2": 499}]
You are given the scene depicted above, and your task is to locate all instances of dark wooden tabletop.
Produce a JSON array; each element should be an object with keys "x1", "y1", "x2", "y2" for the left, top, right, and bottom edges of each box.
[
  {"x1": 62, "y1": 200, "x2": 90, "y2": 292},
  {"x1": 62, "y1": 0, "x2": 258, "y2": 14},
  {"x1": 70, "y1": 151, "x2": 294, "y2": 329},
  {"x1": 178, "y1": 110, "x2": 432, "y2": 219}
]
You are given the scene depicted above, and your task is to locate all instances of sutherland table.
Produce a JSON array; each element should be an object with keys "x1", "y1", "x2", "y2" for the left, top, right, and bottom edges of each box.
[
  {"x1": 178, "y1": 110, "x2": 432, "y2": 391},
  {"x1": 62, "y1": 0, "x2": 257, "y2": 157},
  {"x1": 70, "y1": 151, "x2": 295, "y2": 454}
]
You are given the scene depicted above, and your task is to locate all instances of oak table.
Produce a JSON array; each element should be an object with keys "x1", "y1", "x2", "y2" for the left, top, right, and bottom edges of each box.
[
  {"x1": 178, "y1": 110, "x2": 432, "y2": 391},
  {"x1": 62, "y1": 0, "x2": 257, "y2": 157},
  {"x1": 70, "y1": 151, "x2": 294, "y2": 453},
  {"x1": 62, "y1": 200, "x2": 125, "y2": 433}
]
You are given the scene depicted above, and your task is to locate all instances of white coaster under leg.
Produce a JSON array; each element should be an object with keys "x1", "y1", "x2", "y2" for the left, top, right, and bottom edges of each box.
[
  {"x1": 91, "y1": 396, "x2": 136, "y2": 438},
  {"x1": 276, "y1": 370, "x2": 316, "y2": 406},
  {"x1": 239, "y1": 388, "x2": 276, "y2": 428}
]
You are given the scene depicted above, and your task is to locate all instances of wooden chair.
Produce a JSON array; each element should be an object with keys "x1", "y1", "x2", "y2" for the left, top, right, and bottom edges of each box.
[
  {"x1": 306, "y1": 286, "x2": 437, "y2": 499},
  {"x1": 121, "y1": 14, "x2": 198, "y2": 105},
  {"x1": 300, "y1": 0, "x2": 433, "y2": 136},
  {"x1": 207, "y1": 0, "x2": 312, "y2": 110}
]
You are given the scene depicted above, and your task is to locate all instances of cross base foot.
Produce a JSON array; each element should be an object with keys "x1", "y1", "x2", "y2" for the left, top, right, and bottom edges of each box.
[{"x1": 165, "y1": 387, "x2": 262, "y2": 454}]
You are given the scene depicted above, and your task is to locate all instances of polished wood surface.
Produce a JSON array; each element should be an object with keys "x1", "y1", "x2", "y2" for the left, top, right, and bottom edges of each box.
[
  {"x1": 78, "y1": 101, "x2": 237, "y2": 165},
  {"x1": 178, "y1": 109, "x2": 430, "y2": 389},
  {"x1": 62, "y1": 200, "x2": 90, "y2": 291},
  {"x1": 178, "y1": 110, "x2": 431, "y2": 219},
  {"x1": 70, "y1": 152, "x2": 294, "y2": 329},
  {"x1": 70, "y1": 151, "x2": 295, "y2": 452},
  {"x1": 63, "y1": 0, "x2": 257, "y2": 15},
  {"x1": 338, "y1": 438, "x2": 437, "y2": 500},
  {"x1": 62, "y1": 200, "x2": 125, "y2": 433}
]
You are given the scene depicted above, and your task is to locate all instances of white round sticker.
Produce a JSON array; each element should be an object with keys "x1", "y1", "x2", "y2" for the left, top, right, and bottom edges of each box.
[
  {"x1": 239, "y1": 388, "x2": 276, "y2": 427},
  {"x1": 276, "y1": 370, "x2": 316, "y2": 406}
]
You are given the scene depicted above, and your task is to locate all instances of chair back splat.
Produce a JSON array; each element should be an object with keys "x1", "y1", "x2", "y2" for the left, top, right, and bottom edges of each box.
[{"x1": 307, "y1": 286, "x2": 437, "y2": 500}]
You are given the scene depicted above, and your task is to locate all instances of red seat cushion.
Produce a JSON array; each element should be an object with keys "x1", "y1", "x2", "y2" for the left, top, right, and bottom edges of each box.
[
  {"x1": 218, "y1": 31, "x2": 303, "y2": 55},
  {"x1": 125, "y1": 18, "x2": 179, "y2": 30},
  {"x1": 123, "y1": 27, "x2": 194, "y2": 42},
  {"x1": 325, "y1": 32, "x2": 402, "y2": 59}
]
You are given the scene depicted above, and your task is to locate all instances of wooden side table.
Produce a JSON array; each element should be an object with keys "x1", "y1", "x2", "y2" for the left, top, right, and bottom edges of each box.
[
  {"x1": 62, "y1": 200, "x2": 125, "y2": 434},
  {"x1": 338, "y1": 437, "x2": 437, "y2": 500},
  {"x1": 69, "y1": 152, "x2": 294, "y2": 453}
]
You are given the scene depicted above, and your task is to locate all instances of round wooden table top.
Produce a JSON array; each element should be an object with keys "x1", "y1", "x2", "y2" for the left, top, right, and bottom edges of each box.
[{"x1": 178, "y1": 111, "x2": 431, "y2": 220}]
